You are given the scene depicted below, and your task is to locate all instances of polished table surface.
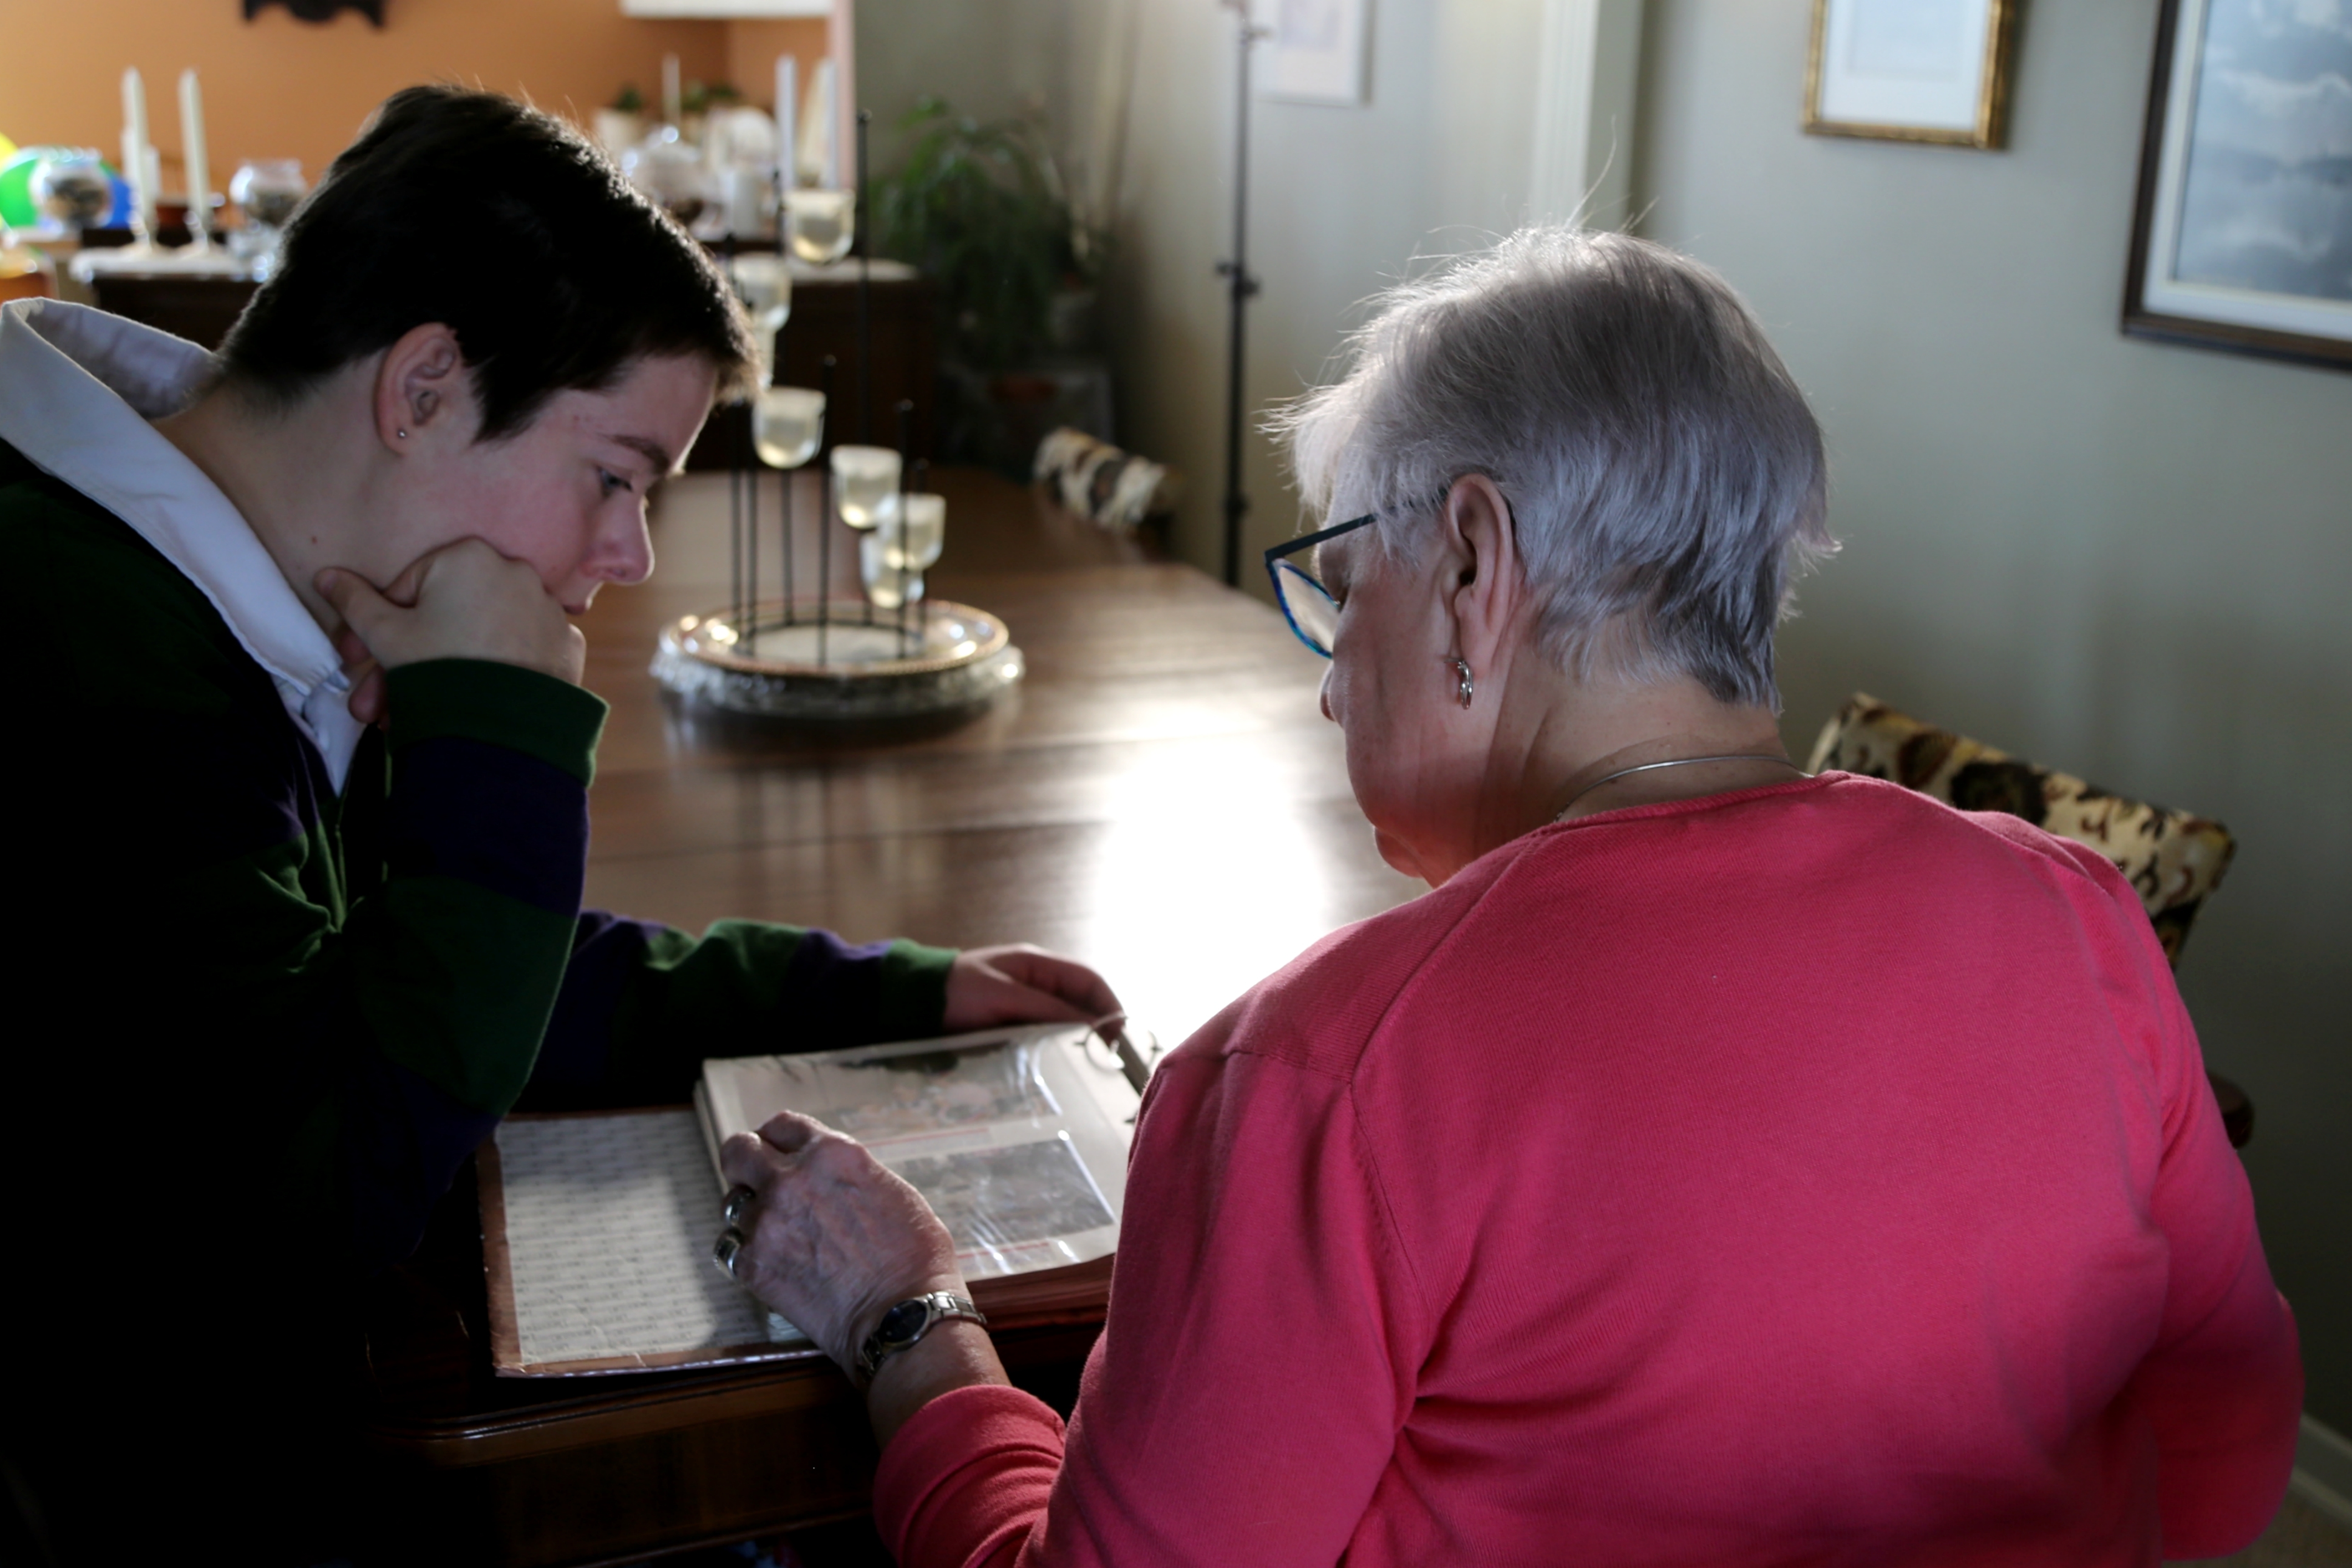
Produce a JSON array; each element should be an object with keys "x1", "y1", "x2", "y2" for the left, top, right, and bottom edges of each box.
[
  {"x1": 582, "y1": 464, "x2": 1420, "y2": 1051},
  {"x1": 357, "y1": 466, "x2": 1419, "y2": 1564}
]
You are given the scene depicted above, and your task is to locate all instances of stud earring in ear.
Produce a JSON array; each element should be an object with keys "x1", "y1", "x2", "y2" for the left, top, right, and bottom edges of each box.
[
  {"x1": 396, "y1": 429, "x2": 408, "y2": 440},
  {"x1": 1449, "y1": 657, "x2": 1473, "y2": 709}
]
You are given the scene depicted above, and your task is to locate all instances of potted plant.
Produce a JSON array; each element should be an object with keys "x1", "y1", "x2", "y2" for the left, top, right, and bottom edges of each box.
[
  {"x1": 875, "y1": 97, "x2": 1105, "y2": 367},
  {"x1": 875, "y1": 98, "x2": 1109, "y2": 469}
]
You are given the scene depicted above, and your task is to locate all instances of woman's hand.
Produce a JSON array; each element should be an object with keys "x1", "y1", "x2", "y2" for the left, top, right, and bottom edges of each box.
[
  {"x1": 943, "y1": 944, "x2": 1122, "y2": 1031},
  {"x1": 718, "y1": 1110, "x2": 967, "y2": 1374}
]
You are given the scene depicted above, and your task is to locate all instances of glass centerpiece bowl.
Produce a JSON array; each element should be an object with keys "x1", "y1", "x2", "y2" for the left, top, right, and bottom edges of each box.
[
  {"x1": 784, "y1": 188, "x2": 854, "y2": 265},
  {"x1": 651, "y1": 456, "x2": 1013, "y2": 723},
  {"x1": 650, "y1": 597, "x2": 1022, "y2": 722}
]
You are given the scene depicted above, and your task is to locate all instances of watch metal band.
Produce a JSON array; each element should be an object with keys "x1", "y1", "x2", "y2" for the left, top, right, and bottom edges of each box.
[{"x1": 855, "y1": 1290, "x2": 988, "y2": 1383}]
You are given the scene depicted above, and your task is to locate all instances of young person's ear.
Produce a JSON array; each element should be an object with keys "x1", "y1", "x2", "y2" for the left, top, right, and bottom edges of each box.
[{"x1": 372, "y1": 323, "x2": 472, "y2": 453}]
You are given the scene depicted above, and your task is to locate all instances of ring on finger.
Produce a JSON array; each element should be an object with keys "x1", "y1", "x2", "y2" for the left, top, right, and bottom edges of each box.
[
  {"x1": 712, "y1": 1226, "x2": 749, "y2": 1281},
  {"x1": 722, "y1": 1184, "x2": 756, "y2": 1229}
]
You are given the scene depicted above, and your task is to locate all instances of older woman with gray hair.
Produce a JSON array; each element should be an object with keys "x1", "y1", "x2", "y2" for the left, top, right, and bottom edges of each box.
[{"x1": 719, "y1": 228, "x2": 2300, "y2": 1566}]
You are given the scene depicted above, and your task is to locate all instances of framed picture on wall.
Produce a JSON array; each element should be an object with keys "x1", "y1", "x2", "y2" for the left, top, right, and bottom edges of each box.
[
  {"x1": 1254, "y1": 0, "x2": 1370, "y2": 107},
  {"x1": 2124, "y1": 0, "x2": 2352, "y2": 372},
  {"x1": 1804, "y1": 0, "x2": 2019, "y2": 149}
]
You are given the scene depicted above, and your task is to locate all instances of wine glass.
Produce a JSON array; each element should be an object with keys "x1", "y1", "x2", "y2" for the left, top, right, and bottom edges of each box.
[
  {"x1": 869, "y1": 490, "x2": 947, "y2": 614},
  {"x1": 894, "y1": 492, "x2": 947, "y2": 574},
  {"x1": 830, "y1": 445, "x2": 901, "y2": 530},
  {"x1": 730, "y1": 254, "x2": 792, "y2": 385},
  {"x1": 228, "y1": 158, "x2": 306, "y2": 276},
  {"x1": 860, "y1": 518, "x2": 916, "y2": 610},
  {"x1": 784, "y1": 188, "x2": 854, "y2": 266},
  {"x1": 229, "y1": 158, "x2": 306, "y2": 229},
  {"x1": 752, "y1": 387, "x2": 824, "y2": 470},
  {"x1": 29, "y1": 152, "x2": 112, "y2": 232}
]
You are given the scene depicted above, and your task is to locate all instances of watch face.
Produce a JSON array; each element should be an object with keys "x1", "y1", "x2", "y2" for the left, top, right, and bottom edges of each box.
[{"x1": 877, "y1": 1297, "x2": 931, "y2": 1346}]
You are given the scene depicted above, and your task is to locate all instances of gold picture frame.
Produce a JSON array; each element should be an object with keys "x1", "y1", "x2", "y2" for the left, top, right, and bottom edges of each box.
[{"x1": 1804, "y1": 0, "x2": 2019, "y2": 151}]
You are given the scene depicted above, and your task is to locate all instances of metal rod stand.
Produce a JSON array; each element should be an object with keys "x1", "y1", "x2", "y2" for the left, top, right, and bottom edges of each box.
[
  {"x1": 818, "y1": 354, "x2": 837, "y2": 667},
  {"x1": 895, "y1": 401, "x2": 916, "y2": 654},
  {"x1": 856, "y1": 109, "x2": 874, "y2": 444},
  {"x1": 1216, "y1": 4, "x2": 1266, "y2": 588}
]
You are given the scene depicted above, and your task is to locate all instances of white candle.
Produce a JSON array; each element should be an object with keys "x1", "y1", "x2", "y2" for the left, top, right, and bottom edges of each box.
[
  {"x1": 179, "y1": 69, "x2": 211, "y2": 248},
  {"x1": 775, "y1": 55, "x2": 797, "y2": 190},
  {"x1": 662, "y1": 53, "x2": 682, "y2": 126},
  {"x1": 121, "y1": 66, "x2": 156, "y2": 243},
  {"x1": 812, "y1": 59, "x2": 838, "y2": 188}
]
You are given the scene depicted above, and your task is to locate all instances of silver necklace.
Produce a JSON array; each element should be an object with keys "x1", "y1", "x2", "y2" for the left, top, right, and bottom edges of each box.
[{"x1": 1553, "y1": 753, "x2": 1805, "y2": 820}]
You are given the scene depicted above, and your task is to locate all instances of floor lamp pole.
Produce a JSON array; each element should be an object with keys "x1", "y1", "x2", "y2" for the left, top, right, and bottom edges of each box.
[{"x1": 1217, "y1": 3, "x2": 1265, "y2": 588}]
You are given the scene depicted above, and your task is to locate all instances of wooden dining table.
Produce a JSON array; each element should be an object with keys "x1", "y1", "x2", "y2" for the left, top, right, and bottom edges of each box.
[{"x1": 352, "y1": 465, "x2": 1421, "y2": 1565}]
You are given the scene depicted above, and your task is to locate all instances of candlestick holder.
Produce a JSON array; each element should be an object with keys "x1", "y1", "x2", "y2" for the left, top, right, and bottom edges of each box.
[{"x1": 650, "y1": 294, "x2": 1021, "y2": 723}]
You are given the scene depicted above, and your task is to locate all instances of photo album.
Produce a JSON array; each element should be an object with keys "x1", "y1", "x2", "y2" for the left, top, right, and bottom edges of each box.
[{"x1": 480, "y1": 1023, "x2": 1146, "y2": 1377}]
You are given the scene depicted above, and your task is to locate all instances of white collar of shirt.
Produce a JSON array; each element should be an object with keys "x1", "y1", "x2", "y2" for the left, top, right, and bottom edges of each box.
[{"x1": 0, "y1": 298, "x2": 365, "y2": 792}]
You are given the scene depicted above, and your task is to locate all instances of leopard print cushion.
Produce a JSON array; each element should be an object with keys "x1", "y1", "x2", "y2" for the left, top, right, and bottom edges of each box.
[
  {"x1": 1032, "y1": 427, "x2": 1180, "y2": 532},
  {"x1": 1806, "y1": 693, "x2": 2235, "y2": 966}
]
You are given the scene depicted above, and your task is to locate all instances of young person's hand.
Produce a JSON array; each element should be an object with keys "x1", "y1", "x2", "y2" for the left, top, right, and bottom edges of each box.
[
  {"x1": 942, "y1": 945, "x2": 1123, "y2": 1031},
  {"x1": 318, "y1": 538, "x2": 586, "y2": 725}
]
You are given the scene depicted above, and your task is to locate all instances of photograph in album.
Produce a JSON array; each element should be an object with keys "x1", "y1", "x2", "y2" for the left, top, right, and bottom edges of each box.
[{"x1": 480, "y1": 1024, "x2": 1143, "y2": 1377}]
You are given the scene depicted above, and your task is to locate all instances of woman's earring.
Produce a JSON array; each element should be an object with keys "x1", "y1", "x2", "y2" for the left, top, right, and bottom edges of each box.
[
  {"x1": 396, "y1": 429, "x2": 409, "y2": 440},
  {"x1": 1449, "y1": 657, "x2": 1473, "y2": 709}
]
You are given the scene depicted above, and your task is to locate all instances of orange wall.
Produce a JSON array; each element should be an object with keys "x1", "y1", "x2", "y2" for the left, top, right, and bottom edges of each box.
[
  {"x1": 0, "y1": 0, "x2": 831, "y2": 194},
  {"x1": 726, "y1": 17, "x2": 832, "y2": 115}
]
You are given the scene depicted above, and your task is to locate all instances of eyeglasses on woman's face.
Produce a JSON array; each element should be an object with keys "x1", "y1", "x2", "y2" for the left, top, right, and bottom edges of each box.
[{"x1": 1265, "y1": 512, "x2": 1375, "y2": 658}]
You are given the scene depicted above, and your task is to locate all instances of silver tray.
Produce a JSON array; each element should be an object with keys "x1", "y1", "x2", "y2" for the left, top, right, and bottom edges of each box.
[{"x1": 651, "y1": 599, "x2": 1024, "y2": 721}]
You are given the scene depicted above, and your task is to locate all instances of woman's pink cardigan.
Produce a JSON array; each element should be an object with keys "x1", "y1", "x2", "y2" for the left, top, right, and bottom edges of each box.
[{"x1": 876, "y1": 773, "x2": 2301, "y2": 1566}]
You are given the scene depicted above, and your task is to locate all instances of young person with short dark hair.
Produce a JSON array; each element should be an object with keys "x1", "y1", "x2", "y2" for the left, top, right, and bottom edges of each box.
[{"x1": 0, "y1": 86, "x2": 1114, "y2": 1561}]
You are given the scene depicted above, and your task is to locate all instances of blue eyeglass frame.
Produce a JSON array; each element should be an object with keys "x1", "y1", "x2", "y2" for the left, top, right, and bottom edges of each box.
[{"x1": 1264, "y1": 512, "x2": 1375, "y2": 657}]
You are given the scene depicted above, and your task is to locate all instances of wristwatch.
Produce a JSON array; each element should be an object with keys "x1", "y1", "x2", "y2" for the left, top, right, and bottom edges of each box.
[{"x1": 855, "y1": 1291, "x2": 988, "y2": 1383}]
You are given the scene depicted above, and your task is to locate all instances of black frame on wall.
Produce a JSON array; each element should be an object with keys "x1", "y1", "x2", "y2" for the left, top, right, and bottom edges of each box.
[
  {"x1": 2123, "y1": 0, "x2": 2352, "y2": 373},
  {"x1": 243, "y1": 0, "x2": 386, "y2": 24}
]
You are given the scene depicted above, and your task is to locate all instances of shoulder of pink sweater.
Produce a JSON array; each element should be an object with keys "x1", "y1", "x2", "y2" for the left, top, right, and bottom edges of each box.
[{"x1": 1820, "y1": 772, "x2": 2173, "y2": 959}]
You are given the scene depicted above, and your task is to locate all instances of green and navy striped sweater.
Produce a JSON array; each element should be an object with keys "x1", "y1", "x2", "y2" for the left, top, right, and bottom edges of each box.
[{"x1": 0, "y1": 433, "x2": 951, "y2": 1339}]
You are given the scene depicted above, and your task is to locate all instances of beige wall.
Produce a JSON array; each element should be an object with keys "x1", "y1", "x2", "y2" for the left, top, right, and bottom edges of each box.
[
  {"x1": 0, "y1": 0, "x2": 831, "y2": 194},
  {"x1": 1637, "y1": 1, "x2": 2352, "y2": 1430},
  {"x1": 1098, "y1": 0, "x2": 1602, "y2": 580}
]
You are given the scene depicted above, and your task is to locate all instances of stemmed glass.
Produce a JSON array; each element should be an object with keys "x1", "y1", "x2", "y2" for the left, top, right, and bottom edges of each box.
[
  {"x1": 831, "y1": 444, "x2": 900, "y2": 530},
  {"x1": 829, "y1": 443, "x2": 899, "y2": 627},
  {"x1": 731, "y1": 255, "x2": 792, "y2": 387},
  {"x1": 228, "y1": 158, "x2": 305, "y2": 274},
  {"x1": 753, "y1": 387, "x2": 824, "y2": 471},
  {"x1": 746, "y1": 387, "x2": 825, "y2": 646},
  {"x1": 862, "y1": 490, "x2": 945, "y2": 614},
  {"x1": 784, "y1": 188, "x2": 854, "y2": 266}
]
